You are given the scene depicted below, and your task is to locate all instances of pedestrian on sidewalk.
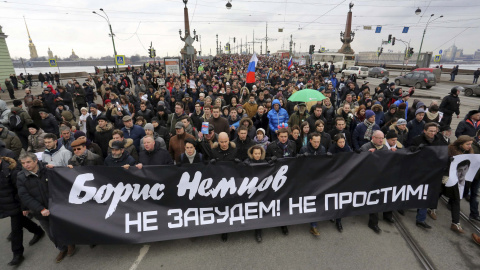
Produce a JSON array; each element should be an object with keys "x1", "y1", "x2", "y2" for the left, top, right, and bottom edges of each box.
[
  {"x1": 5, "y1": 79, "x2": 16, "y2": 100},
  {"x1": 473, "y1": 68, "x2": 480, "y2": 84},
  {"x1": 450, "y1": 65, "x2": 459, "y2": 81}
]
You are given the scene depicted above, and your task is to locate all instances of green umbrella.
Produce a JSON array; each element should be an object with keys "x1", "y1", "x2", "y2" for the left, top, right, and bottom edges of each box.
[{"x1": 287, "y1": 89, "x2": 326, "y2": 102}]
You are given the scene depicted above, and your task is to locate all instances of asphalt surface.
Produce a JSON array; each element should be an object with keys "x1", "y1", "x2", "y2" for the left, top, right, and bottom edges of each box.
[{"x1": 0, "y1": 73, "x2": 479, "y2": 270}]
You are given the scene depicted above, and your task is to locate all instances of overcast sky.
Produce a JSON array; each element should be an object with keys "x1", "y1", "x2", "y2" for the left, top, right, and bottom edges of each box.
[{"x1": 2, "y1": 0, "x2": 479, "y2": 59}]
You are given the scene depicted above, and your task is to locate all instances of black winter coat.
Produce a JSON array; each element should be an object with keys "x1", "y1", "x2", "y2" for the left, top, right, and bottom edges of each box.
[
  {"x1": 439, "y1": 94, "x2": 460, "y2": 116},
  {"x1": 0, "y1": 157, "x2": 20, "y2": 218},
  {"x1": 104, "y1": 151, "x2": 136, "y2": 167},
  {"x1": 211, "y1": 142, "x2": 237, "y2": 161},
  {"x1": 94, "y1": 123, "x2": 114, "y2": 158},
  {"x1": 86, "y1": 112, "x2": 105, "y2": 141},
  {"x1": 252, "y1": 113, "x2": 269, "y2": 131},
  {"x1": 138, "y1": 143, "x2": 174, "y2": 166},
  {"x1": 299, "y1": 142, "x2": 326, "y2": 156},
  {"x1": 179, "y1": 152, "x2": 203, "y2": 164},
  {"x1": 266, "y1": 140, "x2": 297, "y2": 159},
  {"x1": 41, "y1": 114, "x2": 59, "y2": 136},
  {"x1": 16, "y1": 163, "x2": 49, "y2": 220},
  {"x1": 233, "y1": 137, "x2": 256, "y2": 161}
]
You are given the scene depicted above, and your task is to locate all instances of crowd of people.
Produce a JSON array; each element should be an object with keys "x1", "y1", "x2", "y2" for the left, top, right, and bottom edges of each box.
[{"x1": 0, "y1": 54, "x2": 479, "y2": 266}]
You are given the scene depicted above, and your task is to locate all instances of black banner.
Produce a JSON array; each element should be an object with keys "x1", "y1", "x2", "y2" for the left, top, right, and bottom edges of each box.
[{"x1": 48, "y1": 147, "x2": 447, "y2": 245}]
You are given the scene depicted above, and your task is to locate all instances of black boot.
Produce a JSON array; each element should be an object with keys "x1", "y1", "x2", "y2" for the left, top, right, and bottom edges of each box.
[
  {"x1": 281, "y1": 226, "x2": 289, "y2": 235},
  {"x1": 221, "y1": 233, "x2": 228, "y2": 242},
  {"x1": 29, "y1": 230, "x2": 45, "y2": 246},
  {"x1": 8, "y1": 254, "x2": 24, "y2": 266},
  {"x1": 6, "y1": 232, "x2": 12, "y2": 241},
  {"x1": 336, "y1": 221, "x2": 343, "y2": 233},
  {"x1": 255, "y1": 229, "x2": 262, "y2": 243}
]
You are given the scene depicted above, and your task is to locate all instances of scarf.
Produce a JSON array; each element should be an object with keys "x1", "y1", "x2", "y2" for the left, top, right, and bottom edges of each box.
[
  {"x1": 426, "y1": 111, "x2": 439, "y2": 121},
  {"x1": 76, "y1": 151, "x2": 88, "y2": 165},
  {"x1": 185, "y1": 150, "x2": 196, "y2": 164},
  {"x1": 363, "y1": 119, "x2": 375, "y2": 140},
  {"x1": 277, "y1": 141, "x2": 291, "y2": 157},
  {"x1": 371, "y1": 140, "x2": 384, "y2": 150}
]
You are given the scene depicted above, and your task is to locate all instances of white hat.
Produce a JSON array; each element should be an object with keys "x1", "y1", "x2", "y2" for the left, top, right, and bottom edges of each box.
[{"x1": 257, "y1": 128, "x2": 266, "y2": 135}]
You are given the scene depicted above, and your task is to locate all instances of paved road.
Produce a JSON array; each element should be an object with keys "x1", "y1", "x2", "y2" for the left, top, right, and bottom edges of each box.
[{"x1": 0, "y1": 77, "x2": 479, "y2": 269}]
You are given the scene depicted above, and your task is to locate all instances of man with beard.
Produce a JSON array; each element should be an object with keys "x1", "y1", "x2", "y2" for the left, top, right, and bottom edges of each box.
[
  {"x1": 288, "y1": 103, "x2": 309, "y2": 128},
  {"x1": 243, "y1": 94, "x2": 258, "y2": 118}
]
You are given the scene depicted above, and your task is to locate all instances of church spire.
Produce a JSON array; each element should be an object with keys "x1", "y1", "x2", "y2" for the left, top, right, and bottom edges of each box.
[{"x1": 23, "y1": 16, "x2": 38, "y2": 59}]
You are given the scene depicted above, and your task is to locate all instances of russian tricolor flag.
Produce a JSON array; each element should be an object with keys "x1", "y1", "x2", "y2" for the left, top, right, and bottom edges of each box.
[
  {"x1": 246, "y1": 53, "x2": 258, "y2": 84},
  {"x1": 287, "y1": 57, "x2": 293, "y2": 70}
]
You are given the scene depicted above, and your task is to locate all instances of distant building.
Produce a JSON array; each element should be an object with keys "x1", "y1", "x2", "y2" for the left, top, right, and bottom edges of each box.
[
  {"x1": 48, "y1": 47, "x2": 53, "y2": 59},
  {"x1": 69, "y1": 49, "x2": 79, "y2": 60},
  {"x1": 474, "y1": 50, "x2": 480, "y2": 60},
  {"x1": 443, "y1": 44, "x2": 458, "y2": 62}
]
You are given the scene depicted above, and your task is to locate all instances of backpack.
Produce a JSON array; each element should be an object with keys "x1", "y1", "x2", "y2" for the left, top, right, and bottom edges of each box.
[{"x1": 9, "y1": 111, "x2": 23, "y2": 131}]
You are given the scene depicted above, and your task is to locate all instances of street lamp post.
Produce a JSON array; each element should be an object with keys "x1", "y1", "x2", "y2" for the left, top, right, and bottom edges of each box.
[
  {"x1": 93, "y1": 8, "x2": 118, "y2": 72},
  {"x1": 416, "y1": 13, "x2": 443, "y2": 66}
]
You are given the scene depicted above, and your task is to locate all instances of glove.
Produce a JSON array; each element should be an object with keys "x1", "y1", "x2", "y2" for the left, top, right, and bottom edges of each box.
[
  {"x1": 418, "y1": 144, "x2": 425, "y2": 150},
  {"x1": 297, "y1": 153, "x2": 305, "y2": 158},
  {"x1": 234, "y1": 158, "x2": 242, "y2": 163},
  {"x1": 209, "y1": 159, "x2": 217, "y2": 164},
  {"x1": 326, "y1": 152, "x2": 333, "y2": 157},
  {"x1": 354, "y1": 149, "x2": 361, "y2": 154},
  {"x1": 270, "y1": 156, "x2": 277, "y2": 162}
]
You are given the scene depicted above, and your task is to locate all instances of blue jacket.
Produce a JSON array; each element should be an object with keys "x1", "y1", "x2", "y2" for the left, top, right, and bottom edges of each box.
[
  {"x1": 122, "y1": 125, "x2": 146, "y2": 151},
  {"x1": 394, "y1": 100, "x2": 409, "y2": 119},
  {"x1": 330, "y1": 76, "x2": 339, "y2": 89},
  {"x1": 406, "y1": 119, "x2": 425, "y2": 147},
  {"x1": 267, "y1": 99, "x2": 289, "y2": 132},
  {"x1": 352, "y1": 122, "x2": 380, "y2": 150}
]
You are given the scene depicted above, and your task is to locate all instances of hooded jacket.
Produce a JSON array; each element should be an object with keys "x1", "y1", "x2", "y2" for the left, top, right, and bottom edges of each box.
[
  {"x1": 10, "y1": 106, "x2": 33, "y2": 135},
  {"x1": 95, "y1": 122, "x2": 114, "y2": 158},
  {"x1": 0, "y1": 127, "x2": 22, "y2": 159},
  {"x1": 244, "y1": 145, "x2": 266, "y2": 164},
  {"x1": 0, "y1": 100, "x2": 11, "y2": 126},
  {"x1": 239, "y1": 118, "x2": 257, "y2": 139},
  {"x1": 28, "y1": 128, "x2": 46, "y2": 153},
  {"x1": 267, "y1": 99, "x2": 289, "y2": 132},
  {"x1": 455, "y1": 111, "x2": 480, "y2": 138}
]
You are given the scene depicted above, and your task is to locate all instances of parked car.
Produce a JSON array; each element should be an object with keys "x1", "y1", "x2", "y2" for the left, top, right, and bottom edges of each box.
[
  {"x1": 462, "y1": 84, "x2": 480, "y2": 97},
  {"x1": 412, "y1": 68, "x2": 441, "y2": 82},
  {"x1": 368, "y1": 67, "x2": 389, "y2": 78},
  {"x1": 341, "y1": 66, "x2": 369, "y2": 79},
  {"x1": 394, "y1": 72, "x2": 436, "y2": 89}
]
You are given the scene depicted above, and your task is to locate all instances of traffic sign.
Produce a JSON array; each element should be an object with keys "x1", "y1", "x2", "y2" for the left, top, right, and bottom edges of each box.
[
  {"x1": 375, "y1": 26, "x2": 382, "y2": 33},
  {"x1": 115, "y1": 55, "x2": 126, "y2": 65},
  {"x1": 434, "y1": 55, "x2": 442, "y2": 62},
  {"x1": 320, "y1": 47, "x2": 325, "y2": 53},
  {"x1": 402, "y1": 27, "x2": 409, "y2": 33},
  {"x1": 48, "y1": 59, "x2": 57, "y2": 67},
  {"x1": 439, "y1": 49, "x2": 443, "y2": 54}
]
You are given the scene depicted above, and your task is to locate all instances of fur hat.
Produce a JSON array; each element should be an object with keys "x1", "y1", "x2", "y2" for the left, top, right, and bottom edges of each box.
[{"x1": 386, "y1": 130, "x2": 398, "y2": 139}]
